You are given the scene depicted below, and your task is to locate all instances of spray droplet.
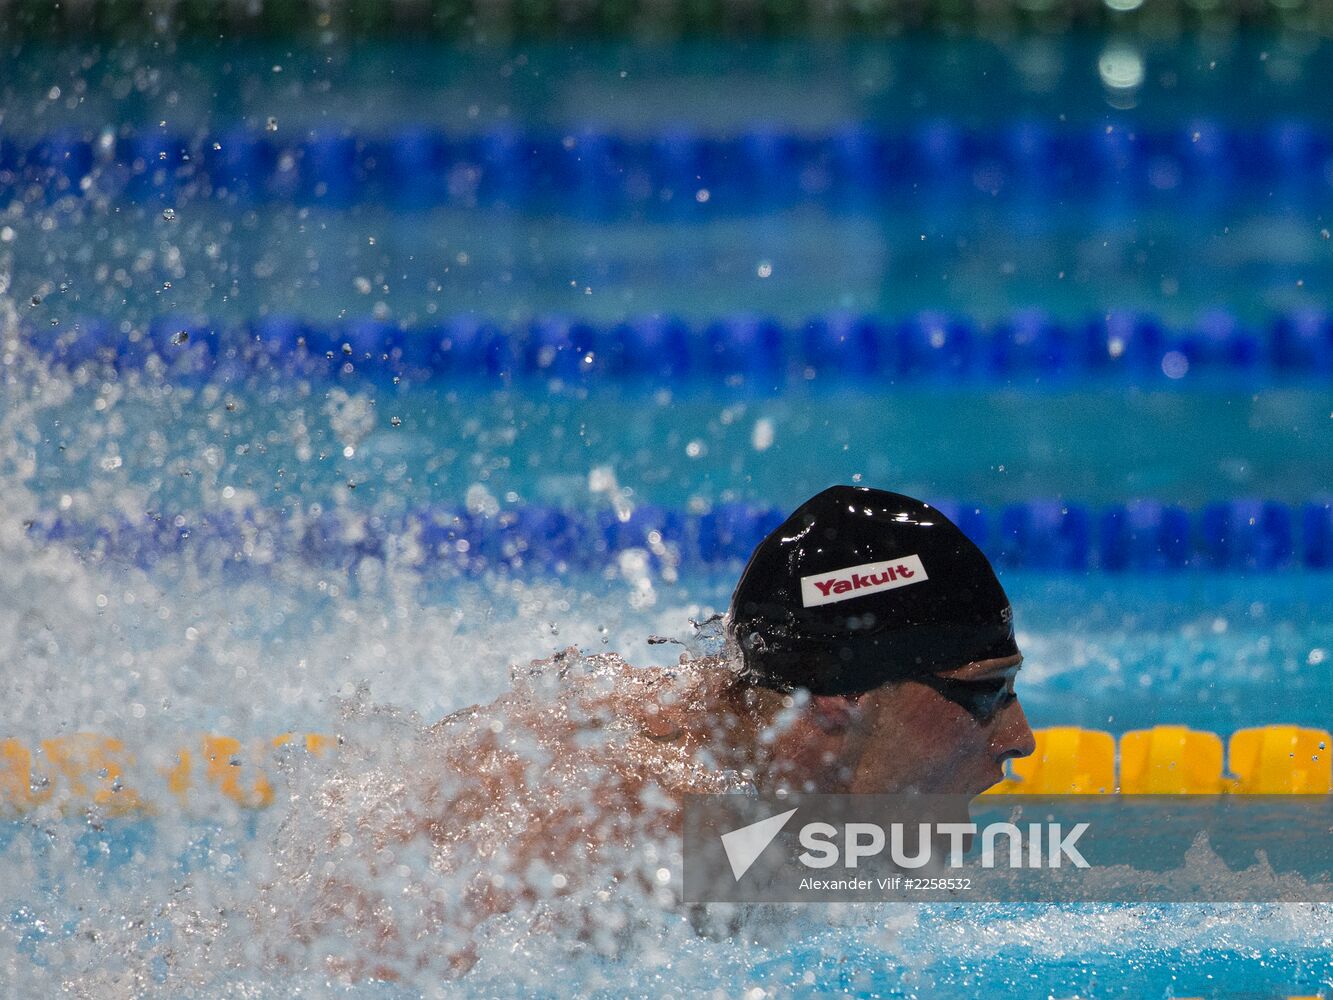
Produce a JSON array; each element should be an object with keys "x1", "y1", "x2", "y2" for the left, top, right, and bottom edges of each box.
[
  {"x1": 390, "y1": 416, "x2": 402, "y2": 427},
  {"x1": 265, "y1": 116, "x2": 278, "y2": 132},
  {"x1": 30, "y1": 295, "x2": 41, "y2": 306},
  {"x1": 171, "y1": 330, "x2": 189, "y2": 346},
  {"x1": 162, "y1": 207, "x2": 176, "y2": 221},
  {"x1": 751, "y1": 417, "x2": 775, "y2": 452}
]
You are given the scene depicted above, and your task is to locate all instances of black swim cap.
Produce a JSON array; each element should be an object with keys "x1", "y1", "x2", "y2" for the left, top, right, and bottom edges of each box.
[{"x1": 729, "y1": 485, "x2": 1019, "y2": 696}]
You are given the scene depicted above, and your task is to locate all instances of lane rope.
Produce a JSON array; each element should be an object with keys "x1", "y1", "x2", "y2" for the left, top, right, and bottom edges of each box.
[
  {"x1": 26, "y1": 498, "x2": 1333, "y2": 572},
  {"x1": 1, "y1": 725, "x2": 1327, "y2": 814},
  {"x1": 20, "y1": 309, "x2": 1333, "y2": 381},
  {"x1": 8, "y1": 122, "x2": 1333, "y2": 210}
]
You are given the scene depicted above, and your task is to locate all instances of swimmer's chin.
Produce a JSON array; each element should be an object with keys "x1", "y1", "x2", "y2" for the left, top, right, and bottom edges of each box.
[{"x1": 973, "y1": 770, "x2": 1007, "y2": 797}]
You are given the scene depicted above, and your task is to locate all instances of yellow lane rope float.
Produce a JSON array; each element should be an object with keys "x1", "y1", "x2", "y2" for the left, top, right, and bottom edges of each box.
[
  {"x1": 0, "y1": 732, "x2": 333, "y2": 816},
  {"x1": 0, "y1": 725, "x2": 1328, "y2": 814},
  {"x1": 986, "y1": 724, "x2": 1332, "y2": 795}
]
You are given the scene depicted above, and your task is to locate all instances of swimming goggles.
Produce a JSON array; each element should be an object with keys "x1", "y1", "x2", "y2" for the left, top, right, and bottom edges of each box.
[{"x1": 914, "y1": 673, "x2": 1018, "y2": 721}]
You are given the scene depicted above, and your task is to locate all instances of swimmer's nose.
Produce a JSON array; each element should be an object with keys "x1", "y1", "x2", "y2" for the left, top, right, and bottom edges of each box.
[{"x1": 994, "y1": 698, "x2": 1036, "y2": 762}]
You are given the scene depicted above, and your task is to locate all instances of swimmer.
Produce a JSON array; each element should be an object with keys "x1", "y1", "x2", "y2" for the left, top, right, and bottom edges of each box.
[
  {"x1": 267, "y1": 485, "x2": 1035, "y2": 979},
  {"x1": 721, "y1": 483, "x2": 1036, "y2": 797}
]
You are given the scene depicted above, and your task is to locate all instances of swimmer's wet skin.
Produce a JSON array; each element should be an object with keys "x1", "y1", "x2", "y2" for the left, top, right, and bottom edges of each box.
[{"x1": 283, "y1": 485, "x2": 1036, "y2": 979}]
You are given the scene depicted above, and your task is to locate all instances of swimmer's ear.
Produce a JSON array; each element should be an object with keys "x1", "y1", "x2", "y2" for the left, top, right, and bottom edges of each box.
[{"x1": 808, "y1": 694, "x2": 863, "y2": 732}]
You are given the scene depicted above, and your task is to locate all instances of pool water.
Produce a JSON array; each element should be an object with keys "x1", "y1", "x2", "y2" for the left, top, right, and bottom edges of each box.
[
  {"x1": 18, "y1": 380, "x2": 1333, "y2": 512},
  {"x1": 2, "y1": 24, "x2": 1332, "y2": 1000},
  {"x1": 8, "y1": 37, "x2": 1333, "y2": 330},
  {"x1": 0, "y1": 487, "x2": 1330, "y2": 996}
]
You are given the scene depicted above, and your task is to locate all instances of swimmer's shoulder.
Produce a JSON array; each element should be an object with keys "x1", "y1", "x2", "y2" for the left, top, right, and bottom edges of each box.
[{"x1": 425, "y1": 647, "x2": 735, "y2": 745}]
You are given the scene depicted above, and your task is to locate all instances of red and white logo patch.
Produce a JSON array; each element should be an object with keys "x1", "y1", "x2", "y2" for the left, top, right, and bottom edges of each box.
[{"x1": 800, "y1": 554, "x2": 928, "y2": 608}]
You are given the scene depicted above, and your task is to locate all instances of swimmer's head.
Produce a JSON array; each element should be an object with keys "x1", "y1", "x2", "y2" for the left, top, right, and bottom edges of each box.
[{"x1": 729, "y1": 485, "x2": 1019, "y2": 696}]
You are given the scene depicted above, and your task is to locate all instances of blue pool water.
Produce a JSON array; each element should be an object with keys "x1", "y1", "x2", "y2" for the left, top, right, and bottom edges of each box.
[
  {"x1": 0, "y1": 519, "x2": 1330, "y2": 996},
  {"x1": 16, "y1": 380, "x2": 1333, "y2": 511},
  {"x1": 2, "y1": 25, "x2": 1333, "y2": 1000}
]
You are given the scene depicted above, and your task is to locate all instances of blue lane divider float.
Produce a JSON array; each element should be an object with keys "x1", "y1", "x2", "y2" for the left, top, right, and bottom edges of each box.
[
  {"x1": 4, "y1": 121, "x2": 1333, "y2": 210},
  {"x1": 25, "y1": 500, "x2": 1333, "y2": 573},
  {"x1": 22, "y1": 309, "x2": 1333, "y2": 383}
]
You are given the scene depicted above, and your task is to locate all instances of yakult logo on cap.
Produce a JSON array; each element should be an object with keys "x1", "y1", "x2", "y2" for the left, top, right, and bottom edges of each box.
[{"x1": 800, "y1": 555, "x2": 928, "y2": 608}]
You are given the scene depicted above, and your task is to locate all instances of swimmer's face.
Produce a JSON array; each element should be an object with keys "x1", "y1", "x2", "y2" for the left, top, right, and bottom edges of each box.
[{"x1": 842, "y1": 653, "x2": 1035, "y2": 797}]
